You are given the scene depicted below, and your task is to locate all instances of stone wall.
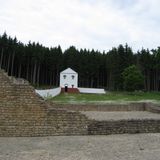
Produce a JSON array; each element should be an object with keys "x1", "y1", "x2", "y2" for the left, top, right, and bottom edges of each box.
[
  {"x1": 0, "y1": 108, "x2": 88, "y2": 136},
  {"x1": 51, "y1": 103, "x2": 160, "y2": 113},
  {"x1": 0, "y1": 69, "x2": 88, "y2": 136},
  {"x1": 50, "y1": 103, "x2": 160, "y2": 136},
  {"x1": 145, "y1": 103, "x2": 160, "y2": 113},
  {"x1": 1, "y1": 69, "x2": 160, "y2": 136},
  {"x1": 88, "y1": 119, "x2": 160, "y2": 135},
  {"x1": 50, "y1": 103, "x2": 146, "y2": 111}
]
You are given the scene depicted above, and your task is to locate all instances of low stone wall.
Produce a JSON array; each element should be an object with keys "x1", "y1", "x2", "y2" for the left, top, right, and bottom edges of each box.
[
  {"x1": 51, "y1": 103, "x2": 160, "y2": 136},
  {"x1": 51, "y1": 103, "x2": 160, "y2": 113},
  {"x1": 88, "y1": 119, "x2": 160, "y2": 135},
  {"x1": 145, "y1": 103, "x2": 160, "y2": 113},
  {"x1": 46, "y1": 109, "x2": 88, "y2": 136},
  {"x1": 35, "y1": 87, "x2": 61, "y2": 98},
  {"x1": 0, "y1": 107, "x2": 88, "y2": 137},
  {"x1": 78, "y1": 87, "x2": 106, "y2": 94},
  {"x1": 51, "y1": 103, "x2": 146, "y2": 111}
]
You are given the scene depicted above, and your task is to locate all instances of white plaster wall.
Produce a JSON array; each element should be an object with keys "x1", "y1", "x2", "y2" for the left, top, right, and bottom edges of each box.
[
  {"x1": 60, "y1": 73, "x2": 78, "y2": 88},
  {"x1": 78, "y1": 87, "x2": 106, "y2": 94},
  {"x1": 35, "y1": 87, "x2": 61, "y2": 98}
]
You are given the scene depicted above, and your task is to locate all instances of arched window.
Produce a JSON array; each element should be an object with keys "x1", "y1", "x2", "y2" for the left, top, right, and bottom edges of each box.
[
  {"x1": 71, "y1": 75, "x2": 75, "y2": 79},
  {"x1": 63, "y1": 75, "x2": 66, "y2": 79}
]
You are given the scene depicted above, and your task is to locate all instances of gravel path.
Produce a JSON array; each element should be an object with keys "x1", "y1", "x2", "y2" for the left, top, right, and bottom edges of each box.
[
  {"x1": 81, "y1": 111, "x2": 160, "y2": 120},
  {"x1": 0, "y1": 134, "x2": 160, "y2": 160}
]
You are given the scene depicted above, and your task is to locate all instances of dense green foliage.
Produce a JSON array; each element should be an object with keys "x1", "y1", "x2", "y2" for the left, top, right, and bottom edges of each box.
[
  {"x1": 122, "y1": 65, "x2": 144, "y2": 91},
  {"x1": 0, "y1": 32, "x2": 160, "y2": 91}
]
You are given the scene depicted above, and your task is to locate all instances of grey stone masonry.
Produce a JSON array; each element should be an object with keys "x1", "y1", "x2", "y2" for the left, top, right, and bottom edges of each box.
[
  {"x1": 1, "y1": 69, "x2": 160, "y2": 136},
  {"x1": 0, "y1": 69, "x2": 88, "y2": 136},
  {"x1": 88, "y1": 119, "x2": 160, "y2": 135}
]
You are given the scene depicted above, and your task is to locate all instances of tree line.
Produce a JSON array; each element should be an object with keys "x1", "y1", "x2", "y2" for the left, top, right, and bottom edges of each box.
[{"x1": 0, "y1": 32, "x2": 160, "y2": 91}]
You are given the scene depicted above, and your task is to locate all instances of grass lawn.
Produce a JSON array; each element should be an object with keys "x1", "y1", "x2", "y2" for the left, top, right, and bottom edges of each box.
[{"x1": 49, "y1": 91, "x2": 160, "y2": 104}]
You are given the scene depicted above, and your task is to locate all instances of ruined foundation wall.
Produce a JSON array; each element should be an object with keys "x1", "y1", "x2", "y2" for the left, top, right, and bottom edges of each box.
[
  {"x1": 51, "y1": 103, "x2": 146, "y2": 111},
  {"x1": 1, "y1": 69, "x2": 160, "y2": 136},
  {"x1": 88, "y1": 119, "x2": 160, "y2": 135}
]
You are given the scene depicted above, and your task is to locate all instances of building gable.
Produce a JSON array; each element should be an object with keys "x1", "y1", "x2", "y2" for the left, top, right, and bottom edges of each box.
[{"x1": 60, "y1": 68, "x2": 77, "y2": 74}]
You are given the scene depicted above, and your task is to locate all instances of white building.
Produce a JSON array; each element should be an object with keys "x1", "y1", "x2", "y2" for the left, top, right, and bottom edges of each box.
[
  {"x1": 35, "y1": 67, "x2": 105, "y2": 98},
  {"x1": 60, "y1": 68, "x2": 78, "y2": 92}
]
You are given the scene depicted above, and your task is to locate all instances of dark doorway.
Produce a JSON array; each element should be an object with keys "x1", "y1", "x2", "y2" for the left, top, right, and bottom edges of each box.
[{"x1": 65, "y1": 86, "x2": 68, "y2": 92}]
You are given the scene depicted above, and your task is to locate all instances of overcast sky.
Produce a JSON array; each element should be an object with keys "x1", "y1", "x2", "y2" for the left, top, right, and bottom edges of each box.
[{"x1": 0, "y1": 0, "x2": 160, "y2": 52}]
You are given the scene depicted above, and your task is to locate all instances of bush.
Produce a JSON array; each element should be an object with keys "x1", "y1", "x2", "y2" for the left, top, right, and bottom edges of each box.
[{"x1": 122, "y1": 65, "x2": 144, "y2": 91}]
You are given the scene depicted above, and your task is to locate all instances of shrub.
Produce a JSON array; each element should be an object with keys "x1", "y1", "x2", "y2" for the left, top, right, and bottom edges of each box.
[{"x1": 122, "y1": 65, "x2": 144, "y2": 91}]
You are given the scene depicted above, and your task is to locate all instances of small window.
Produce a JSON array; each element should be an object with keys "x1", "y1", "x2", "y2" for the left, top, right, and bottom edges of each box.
[
  {"x1": 63, "y1": 75, "x2": 66, "y2": 79},
  {"x1": 72, "y1": 75, "x2": 75, "y2": 79}
]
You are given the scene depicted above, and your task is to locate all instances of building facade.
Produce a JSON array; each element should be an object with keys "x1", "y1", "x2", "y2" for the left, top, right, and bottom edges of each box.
[{"x1": 60, "y1": 68, "x2": 79, "y2": 93}]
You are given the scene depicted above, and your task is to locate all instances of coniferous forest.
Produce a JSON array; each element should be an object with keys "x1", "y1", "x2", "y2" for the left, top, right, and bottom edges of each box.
[{"x1": 0, "y1": 32, "x2": 160, "y2": 91}]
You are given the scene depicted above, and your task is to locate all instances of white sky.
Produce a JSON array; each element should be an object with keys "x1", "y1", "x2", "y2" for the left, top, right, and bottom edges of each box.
[{"x1": 0, "y1": 0, "x2": 160, "y2": 52}]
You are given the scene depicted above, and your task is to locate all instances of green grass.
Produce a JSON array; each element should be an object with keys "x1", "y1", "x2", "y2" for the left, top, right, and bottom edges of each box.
[{"x1": 49, "y1": 91, "x2": 160, "y2": 104}]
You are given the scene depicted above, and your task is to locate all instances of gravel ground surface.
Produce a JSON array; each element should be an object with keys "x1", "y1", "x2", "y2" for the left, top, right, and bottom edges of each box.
[
  {"x1": 81, "y1": 111, "x2": 160, "y2": 120},
  {"x1": 0, "y1": 134, "x2": 160, "y2": 160}
]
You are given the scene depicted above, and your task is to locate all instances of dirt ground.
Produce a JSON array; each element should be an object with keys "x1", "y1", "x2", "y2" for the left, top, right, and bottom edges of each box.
[
  {"x1": 0, "y1": 134, "x2": 160, "y2": 160},
  {"x1": 81, "y1": 111, "x2": 160, "y2": 120}
]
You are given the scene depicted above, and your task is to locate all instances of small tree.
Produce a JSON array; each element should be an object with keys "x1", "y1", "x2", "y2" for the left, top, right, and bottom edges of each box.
[{"x1": 122, "y1": 65, "x2": 144, "y2": 91}]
